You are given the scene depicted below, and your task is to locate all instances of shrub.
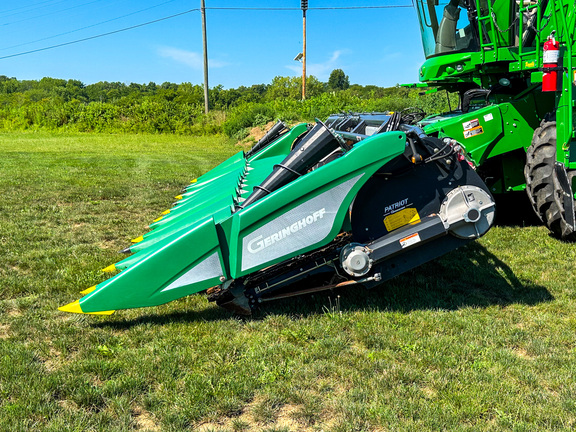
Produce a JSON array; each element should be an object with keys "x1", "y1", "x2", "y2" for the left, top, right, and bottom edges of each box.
[{"x1": 222, "y1": 103, "x2": 274, "y2": 137}]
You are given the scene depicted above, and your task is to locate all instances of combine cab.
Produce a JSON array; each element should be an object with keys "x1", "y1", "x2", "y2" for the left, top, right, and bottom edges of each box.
[{"x1": 60, "y1": 115, "x2": 495, "y2": 315}]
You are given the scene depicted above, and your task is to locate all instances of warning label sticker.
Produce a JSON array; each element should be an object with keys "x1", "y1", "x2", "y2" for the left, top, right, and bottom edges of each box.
[
  {"x1": 543, "y1": 50, "x2": 559, "y2": 64},
  {"x1": 399, "y1": 233, "x2": 421, "y2": 249},
  {"x1": 463, "y1": 126, "x2": 484, "y2": 139},
  {"x1": 462, "y1": 119, "x2": 480, "y2": 130},
  {"x1": 384, "y1": 208, "x2": 420, "y2": 232}
]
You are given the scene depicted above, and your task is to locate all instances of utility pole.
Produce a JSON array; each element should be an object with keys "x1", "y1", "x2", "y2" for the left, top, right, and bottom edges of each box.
[
  {"x1": 201, "y1": 0, "x2": 209, "y2": 113},
  {"x1": 301, "y1": 0, "x2": 307, "y2": 100}
]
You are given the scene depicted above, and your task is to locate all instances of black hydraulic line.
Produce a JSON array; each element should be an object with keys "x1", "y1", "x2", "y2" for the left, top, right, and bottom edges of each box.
[
  {"x1": 399, "y1": 123, "x2": 427, "y2": 138},
  {"x1": 407, "y1": 137, "x2": 423, "y2": 164},
  {"x1": 273, "y1": 163, "x2": 302, "y2": 177}
]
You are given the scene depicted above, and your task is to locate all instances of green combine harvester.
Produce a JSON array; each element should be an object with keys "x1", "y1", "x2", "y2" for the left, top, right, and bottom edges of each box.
[
  {"x1": 413, "y1": 0, "x2": 575, "y2": 240},
  {"x1": 60, "y1": 0, "x2": 575, "y2": 316}
]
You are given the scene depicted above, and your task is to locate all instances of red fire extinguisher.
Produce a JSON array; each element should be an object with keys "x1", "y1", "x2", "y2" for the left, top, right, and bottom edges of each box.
[{"x1": 542, "y1": 33, "x2": 560, "y2": 92}]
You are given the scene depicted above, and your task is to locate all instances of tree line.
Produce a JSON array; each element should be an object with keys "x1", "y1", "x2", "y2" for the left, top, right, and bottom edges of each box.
[{"x1": 0, "y1": 70, "x2": 454, "y2": 136}]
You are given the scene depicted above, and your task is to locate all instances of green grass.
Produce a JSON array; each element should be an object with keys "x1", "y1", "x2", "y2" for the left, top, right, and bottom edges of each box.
[{"x1": 2, "y1": 132, "x2": 576, "y2": 431}]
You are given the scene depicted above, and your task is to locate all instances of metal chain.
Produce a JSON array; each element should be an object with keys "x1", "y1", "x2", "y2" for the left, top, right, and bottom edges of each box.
[
  {"x1": 530, "y1": 13, "x2": 551, "y2": 34},
  {"x1": 525, "y1": 0, "x2": 552, "y2": 34},
  {"x1": 491, "y1": 10, "x2": 519, "y2": 34},
  {"x1": 490, "y1": 0, "x2": 551, "y2": 35}
]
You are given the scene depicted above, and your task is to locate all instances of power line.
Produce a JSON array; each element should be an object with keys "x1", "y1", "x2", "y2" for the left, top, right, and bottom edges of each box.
[
  {"x1": 0, "y1": 0, "x2": 181, "y2": 51},
  {"x1": 206, "y1": 6, "x2": 413, "y2": 10},
  {"x1": 0, "y1": 0, "x2": 105, "y2": 27},
  {"x1": 0, "y1": 8, "x2": 199, "y2": 61},
  {"x1": 0, "y1": 3, "x2": 414, "y2": 62},
  {"x1": 0, "y1": 0, "x2": 69, "y2": 19}
]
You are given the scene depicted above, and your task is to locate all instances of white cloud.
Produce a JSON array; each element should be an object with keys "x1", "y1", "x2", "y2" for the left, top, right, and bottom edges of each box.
[
  {"x1": 157, "y1": 47, "x2": 228, "y2": 69},
  {"x1": 285, "y1": 50, "x2": 348, "y2": 80}
]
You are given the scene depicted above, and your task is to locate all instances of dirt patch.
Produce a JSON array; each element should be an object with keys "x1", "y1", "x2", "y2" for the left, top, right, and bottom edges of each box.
[
  {"x1": 421, "y1": 386, "x2": 437, "y2": 399},
  {"x1": 275, "y1": 404, "x2": 312, "y2": 431},
  {"x1": 236, "y1": 121, "x2": 277, "y2": 150},
  {"x1": 133, "y1": 405, "x2": 160, "y2": 431},
  {"x1": 7, "y1": 265, "x2": 31, "y2": 276},
  {"x1": 512, "y1": 347, "x2": 534, "y2": 360},
  {"x1": 91, "y1": 375, "x2": 104, "y2": 388},
  {"x1": 7, "y1": 308, "x2": 22, "y2": 317},
  {"x1": 197, "y1": 399, "x2": 317, "y2": 432},
  {"x1": 58, "y1": 399, "x2": 79, "y2": 411},
  {"x1": 42, "y1": 347, "x2": 62, "y2": 372},
  {"x1": 249, "y1": 122, "x2": 275, "y2": 143},
  {"x1": 97, "y1": 239, "x2": 125, "y2": 250},
  {"x1": 0, "y1": 324, "x2": 10, "y2": 339}
]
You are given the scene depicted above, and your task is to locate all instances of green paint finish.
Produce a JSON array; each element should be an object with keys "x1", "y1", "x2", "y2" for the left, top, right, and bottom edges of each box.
[
  {"x1": 132, "y1": 196, "x2": 235, "y2": 253},
  {"x1": 501, "y1": 155, "x2": 529, "y2": 192},
  {"x1": 189, "y1": 151, "x2": 245, "y2": 185},
  {"x1": 78, "y1": 129, "x2": 406, "y2": 313},
  {"x1": 115, "y1": 248, "x2": 155, "y2": 271},
  {"x1": 80, "y1": 217, "x2": 225, "y2": 312},
  {"x1": 151, "y1": 180, "x2": 239, "y2": 230},
  {"x1": 180, "y1": 167, "x2": 244, "y2": 199},
  {"x1": 151, "y1": 189, "x2": 235, "y2": 230},
  {"x1": 419, "y1": 52, "x2": 477, "y2": 83},
  {"x1": 242, "y1": 156, "x2": 287, "y2": 190},
  {"x1": 424, "y1": 105, "x2": 504, "y2": 165},
  {"x1": 176, "y1": 170, "x2": 243, "y2": 204},
  {"x1": 145, "y1": 156, "x2": 287, "y2": 242},
  {"x1": 227, "y1": 131, "x2": 407, "y2": 278}
]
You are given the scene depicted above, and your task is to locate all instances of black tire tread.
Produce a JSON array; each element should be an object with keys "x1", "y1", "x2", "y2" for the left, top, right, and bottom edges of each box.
[{"x1": 524, "y1": 120, "x2": 576, "y2": 240}]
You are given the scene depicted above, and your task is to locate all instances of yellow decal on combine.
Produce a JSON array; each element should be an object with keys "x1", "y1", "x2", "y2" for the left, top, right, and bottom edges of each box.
[
  {"x1": 525, "y1": 61, "x2": 535, "y2": 68},
  {"x1": 384, "y1": 208, "x2": 420, "y2": 232}
]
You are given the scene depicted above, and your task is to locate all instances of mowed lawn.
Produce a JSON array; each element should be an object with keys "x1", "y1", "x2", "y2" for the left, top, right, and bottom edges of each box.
[{"x1": 1, "y1": 132, "x2": 576, "y2": 432}]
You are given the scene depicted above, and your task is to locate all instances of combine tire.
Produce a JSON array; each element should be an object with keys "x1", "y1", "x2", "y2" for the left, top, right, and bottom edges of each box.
[{"x1": 524, "y1": 121, "x2": 576, "y2": 240}]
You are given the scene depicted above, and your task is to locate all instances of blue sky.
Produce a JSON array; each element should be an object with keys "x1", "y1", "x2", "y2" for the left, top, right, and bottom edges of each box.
[{"x1": 0, "y1": 1, "x2": 426, "y2": 88}]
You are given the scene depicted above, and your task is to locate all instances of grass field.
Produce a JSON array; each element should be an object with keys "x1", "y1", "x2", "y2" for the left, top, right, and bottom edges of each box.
[{"x1": 2, "y1": 132, "x2": 576, "y2": 431}]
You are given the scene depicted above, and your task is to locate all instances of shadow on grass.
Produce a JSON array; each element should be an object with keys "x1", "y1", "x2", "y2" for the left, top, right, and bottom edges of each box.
[
  {"x1": 493, "y1": 192, "x2": 541, "y2": 228},
  {"x1": 93, "y1": 239, "x2": 553, "y2": 330},
  {"x1": 493, "y1": 192, "x2": 576, "y2": 244},
  {"x1": 91, "y1": 304, "x2": 233, "y2": 330},
  {"x1": 264, "y1": 241, "x2": 553, "y2": 317}
]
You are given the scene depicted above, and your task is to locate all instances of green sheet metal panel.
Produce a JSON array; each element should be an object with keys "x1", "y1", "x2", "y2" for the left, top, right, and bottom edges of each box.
[
  {"x1": 78, "y1": 217, "x2": 225, "y2": 312},
  {"x1": 227, "y1": 131, "x2": 407, "y2": 278}
]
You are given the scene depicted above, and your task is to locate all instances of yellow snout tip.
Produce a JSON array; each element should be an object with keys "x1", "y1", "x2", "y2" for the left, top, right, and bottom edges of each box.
[
  {"x1": 102, "y1": 264, "x2": 117, "y2": 273},
  {"x1": 80, "y1": 285, "x2": 97, "y2": 295},
  {"x1": 58, "y1": 300, "x2": 115, "y2": 315}
]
